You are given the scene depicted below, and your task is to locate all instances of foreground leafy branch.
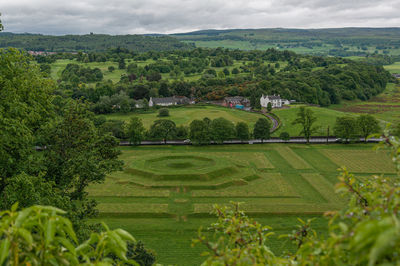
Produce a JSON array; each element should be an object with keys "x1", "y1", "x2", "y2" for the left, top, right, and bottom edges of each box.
[{"x1": 0, "y1": 204, "x2": 137, "y2": 265}]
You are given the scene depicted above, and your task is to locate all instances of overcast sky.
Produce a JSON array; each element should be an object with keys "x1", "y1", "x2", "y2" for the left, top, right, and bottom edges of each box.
[{"x1": 1, "y1": 0, "x2": 399, "y2": 35}]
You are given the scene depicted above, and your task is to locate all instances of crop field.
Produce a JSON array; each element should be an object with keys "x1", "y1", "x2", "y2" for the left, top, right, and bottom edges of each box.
[
  {"x1": 102, "y1": 105, "x2": 266, "y2": 129},
  {"x1": 88, "y1": 143, "x2": 397, "y2": 265},
  {"x1": 329, "y1": 83, "x2": 400, "y2": 125}
]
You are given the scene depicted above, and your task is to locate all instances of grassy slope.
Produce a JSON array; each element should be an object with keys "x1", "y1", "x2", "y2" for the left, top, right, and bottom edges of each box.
[
  {"x1": 103, "y1": 105, "x2": 266, "y2": 129},
  {"x1": 175, "y1": 28, "x2": 400, "y2": 55},
  {"x1": 88, "y1": 144, "x2": 397, "y2": 265},
  {"x1": 272, "y1": 105, "x2": 353, "y2": 137}
]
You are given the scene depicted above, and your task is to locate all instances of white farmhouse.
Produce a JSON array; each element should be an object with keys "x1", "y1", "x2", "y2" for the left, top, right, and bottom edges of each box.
[
  {"x1": 260, "y1": 94, "x2": 292, "y2": 108},
  {"x1": 260, "y1": 94, "x2": 282, "y2": 108}
]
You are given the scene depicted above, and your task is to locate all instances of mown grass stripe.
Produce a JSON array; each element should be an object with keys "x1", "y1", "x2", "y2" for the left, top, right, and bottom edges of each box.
[
  {"x1": 275, "y1": 146, "x2": 311, "y2": 169},
  {"x1": 300, "y1": 173, "x2": 342, "y2": 204}
]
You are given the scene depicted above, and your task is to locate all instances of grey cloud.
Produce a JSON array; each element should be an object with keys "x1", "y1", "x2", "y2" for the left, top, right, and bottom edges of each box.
[{"x1": 0, "y1": 0, "x2": 399, "y2": 34}]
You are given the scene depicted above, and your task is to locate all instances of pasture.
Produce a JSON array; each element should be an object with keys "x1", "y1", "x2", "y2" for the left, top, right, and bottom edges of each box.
[
  {"x1": 329, "y1": 83, "x2": 400, "y2": 125},
  {"x1": 102, "y1": 105, "x2": 266, "y2": 129},
  {"x1": 88, "y1": 143, "x2": 397, "y2": 265},
  {"x1": 272, "y1": 105, "x2": 353, "y2": 136}
]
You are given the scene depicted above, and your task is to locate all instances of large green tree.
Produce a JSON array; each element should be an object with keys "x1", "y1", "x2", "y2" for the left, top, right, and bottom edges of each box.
[
  {"x1": 125, "y1": 117, "x2": 145, "y2": 145},
  {"x1": 41, "y1": 101, "x2": 123, "y2": 201},
  {"x1": 189, "y1": 119, "x2": 211, "y2": 145},
  {"x1": 253, "y1": 118, "x2": 271, "y2": 143},
  {"x1": 0, "y1": 50, "x2": 126, "y2": 241},
  {"x1": 0, "y1": 48, "x2": 55, "y2": 192},
  {"x1": 236, "y1": 122, "x2": 250, "y2": 141},
  {"x1": 357, "y1": 114, "x2": 380, "y2": 142},
  {"x1": 292, "y1": 107, "x2": 318, "y2": 143},
  {"x1": 149, "y1": 119, "x2": 177, "y2": 143},
  {"x1": 334, "y1": 116, "x2": 359, "y2": 143},
  {"x1": 210, "y1": 118, "x2": 236, "y2": 144}
]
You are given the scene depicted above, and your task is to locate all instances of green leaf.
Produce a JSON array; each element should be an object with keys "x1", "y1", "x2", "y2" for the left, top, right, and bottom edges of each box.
[
  {"x1": 16, "y1": 228, "x2": 33, "y2": 245},
  {"x1": 45, "y1": 218, "x2": 56, "y2": 246},
  {"x1": 114, "y1": 228, "x2": 135, "y2": 242},
  {"x1": 0, "y1": 239, "x2": 10, "y2": 265},
  {"x1": 368, "y1": 227, "x2": 398, "y2": 266},
  {"x1": 15, "y1": 207, "x2": 33, "y2": 227},
  {"x1": 55, "y1": 236, "x2": 76, "y2": 255}
]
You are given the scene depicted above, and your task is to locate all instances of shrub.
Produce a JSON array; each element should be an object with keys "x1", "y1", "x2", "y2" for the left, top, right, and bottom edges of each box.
[
  {"x1": 158, "y1": 108, "x2": 170, "y2": 117},
  {"x1": 279, "y1": 131, "x2": 290, "y2": 141}
]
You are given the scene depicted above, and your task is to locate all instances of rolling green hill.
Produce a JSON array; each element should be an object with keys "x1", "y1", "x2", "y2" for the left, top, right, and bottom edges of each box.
[
  {"x1": 172, "y1": 28, "x2": 400, "y2": 56},
  {"x1": 0, "y1": 32, "x2": 193, "y2": 52},
  {"x1": 3, "y1": 28, "x2": 400, "y2": 56}
]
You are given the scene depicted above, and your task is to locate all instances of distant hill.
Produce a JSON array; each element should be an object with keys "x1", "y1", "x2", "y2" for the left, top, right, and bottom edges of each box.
[
  {"x1": 171, "y1": 28, "x2": 400, "y2": 56},
  {"x1": 0, "y1": 33, "x2": 193, "y2": 52},
  {"x1": 2, "y1": 28, "x2": 400, "y2": 56}
]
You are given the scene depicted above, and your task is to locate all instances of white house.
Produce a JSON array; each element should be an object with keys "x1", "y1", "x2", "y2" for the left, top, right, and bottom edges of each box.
[
  {"x1": 260, "y1": 94, "x2": 282, "y2": 108},
  {"x1": 260, "y1": 94, "x2": 292, "y2": 108}
]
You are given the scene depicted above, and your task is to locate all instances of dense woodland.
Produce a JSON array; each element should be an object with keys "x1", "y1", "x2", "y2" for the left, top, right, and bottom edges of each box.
[{"x1": 0, "y1": 32, "x2": 193, "y2": 52}]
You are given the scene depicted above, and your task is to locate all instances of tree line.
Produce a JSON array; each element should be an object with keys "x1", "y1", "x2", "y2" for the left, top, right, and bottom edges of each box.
[
  {"x1": 290, "y1": 106, "x2": 383, "y2": 143},
  {"x1": 116, "y1": 115, "x2": 273, "y2": 145},
  {"x1": 0, "y1": 33, "x2": 193, "y2": 52}
]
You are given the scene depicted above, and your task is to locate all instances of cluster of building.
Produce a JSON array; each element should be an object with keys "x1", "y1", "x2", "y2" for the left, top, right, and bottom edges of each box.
[
  {"x1": 222, "y1": 96, "x2": 251, "y2": 110},
  {"x1": 146, "y1": 94, "x2": 293, "y2": 109}
]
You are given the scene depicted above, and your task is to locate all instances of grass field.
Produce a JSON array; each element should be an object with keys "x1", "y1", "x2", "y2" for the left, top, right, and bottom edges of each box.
[
  {"x1": 88, "y1": 143, "x2": 397, "y2": 265},
  {"x1": 272, "y1": 104, "x2": 353, "y2": 136},
  {"x1": 50, "y1": 59, "x2": 127, "y2": 83},
  {"x1": 384, "y1": 62, "x2": 400, "y2": 74},
  {"x1": 328, "y1": 83, "x2": 400, "y2": 125},
  {"x1": 102, "y1": 105, "x2": 266, "y2": 129},
  {"x1": 102, "y1": 103, "x2": 355, "y2": 136}
]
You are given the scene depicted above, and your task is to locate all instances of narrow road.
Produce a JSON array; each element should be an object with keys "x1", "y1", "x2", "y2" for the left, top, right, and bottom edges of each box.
[
  {"x1": 119, "y1": 137, "x2": 384, "y2": 146},
  {"x1": 263, "y1": 113, "x2": 279, "y2": 132}
]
